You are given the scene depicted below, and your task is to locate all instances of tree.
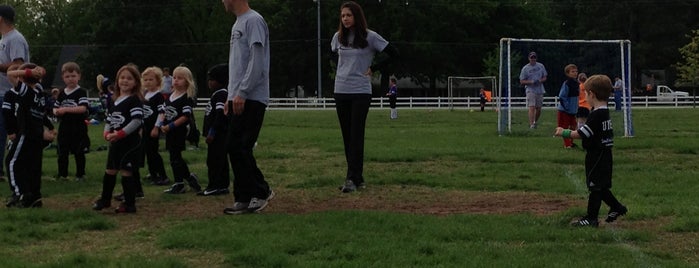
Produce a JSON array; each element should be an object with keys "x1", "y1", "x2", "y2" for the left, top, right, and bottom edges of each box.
[{"x1": 675, "y1": 29, "x2": 699, "y2": 88}]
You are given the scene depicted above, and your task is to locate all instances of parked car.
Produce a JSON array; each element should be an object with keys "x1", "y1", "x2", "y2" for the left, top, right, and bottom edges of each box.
[{"x1": 656, "y1": 85, "x2": 689, "y2": 101}]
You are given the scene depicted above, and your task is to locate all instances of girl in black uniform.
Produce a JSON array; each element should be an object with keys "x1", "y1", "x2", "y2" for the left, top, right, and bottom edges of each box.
[
  {"x1": 141, "y1": 67, "x2": 168, "y2": 186},
  {"x1": 151, "y1": 66, "x2": 201, "y2": 194},
  {"x1": 92, "y1": 65, "x2": 144, "y2": 213},
  {"x1": 5, "y1": 63, "x2": 54, "y2": 208}
]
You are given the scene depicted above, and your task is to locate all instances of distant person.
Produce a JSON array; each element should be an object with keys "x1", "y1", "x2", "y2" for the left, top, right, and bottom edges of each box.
[
  {"x1": 161, "y1": 67, "x2": 172, "y2": 95},
  {"x1": 0, "y1": 5, "x2": 30, "y2": 180},
  {"x1": 519, "y1": 51, "x2": 547, "y2": 129},
  {"x1": 479, "y1": 88, "x2": 487, "y2": 112},
  {"x1": 613, "y1": 76, "x2": 623, "y2": 111},
  {"x1": 554, "y1": 74, "x2": 628, "y2": 227},
  {"x1": 5, "y1": 64, "x2": 52, "y2": 208},
  {"x1": 53, "y1": 62, "x2": 90, "y2": 182},
  {"x1": 576, "y1": 72, "x2": 590, "y2": 129},
  {"x1": 220, "y1": 0, "x2": 274, "y2": 214},
  {"x1": 645, "y1": 83, "x2": 653, "y2": 96},
  {"x1": 331, "y1": 1, "x2": 398, "y2": 193},
  {"x1": 199, "y1": 64, "x2": 230, "y2": 196},
  {"x1": 556, "y1": 64, "x2": 579, "y2": 148},
  {"x1": 386, "y1": 77, "x2": 398, "y2": 119},
  {"x1": 92, "y1": 65, "x2": 144, "y2": 213}
]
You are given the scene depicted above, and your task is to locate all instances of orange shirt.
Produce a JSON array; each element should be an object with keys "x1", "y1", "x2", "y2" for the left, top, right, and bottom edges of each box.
[{"x1": 578, "y1": 83, "x2": 590, "y2": 109}]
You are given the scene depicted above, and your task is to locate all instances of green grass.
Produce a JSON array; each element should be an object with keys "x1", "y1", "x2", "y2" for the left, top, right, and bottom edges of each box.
[{"x1": 1, "y1": 108, "x2": 698, "y2": 267}]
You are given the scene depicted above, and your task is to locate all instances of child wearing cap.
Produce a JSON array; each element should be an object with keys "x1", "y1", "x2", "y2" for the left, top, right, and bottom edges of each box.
[{"x1": 198, "y1": 64, "x2": 230, "y2": 196}]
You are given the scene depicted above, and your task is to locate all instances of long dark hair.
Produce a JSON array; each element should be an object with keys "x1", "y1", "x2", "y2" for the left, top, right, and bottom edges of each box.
[{"x1": 337, "y1": 1, "x2": 368, "y2": 49}]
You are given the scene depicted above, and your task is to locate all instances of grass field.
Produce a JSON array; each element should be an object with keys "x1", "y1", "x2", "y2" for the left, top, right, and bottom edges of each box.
[{"x1": 1, "y1": 108, "x2": 698, "y2": 267}]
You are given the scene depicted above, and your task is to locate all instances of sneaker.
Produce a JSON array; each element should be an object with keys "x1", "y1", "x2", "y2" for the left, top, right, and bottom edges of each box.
[
  {"x1": 113, "y1": 192, "x2": 145, "y2": 201},
  {"x1": 247, "y1": 198, "x2": 269, "y2": 213},
  {"x1": 186, "y1": 173, "x2": 202, "y2": 192},
  {"x1": 340, "y1": 180, "x2": 357, "y2": 193},
  {"x1": 92, "y1": 199, "x2": 111, "y2": 210},
  {"x1": 18, "y1": 195, "x2": 41, "y2": 208},
  {"x1": 606, "y1": 205, "x2": 628, "y2": 223},
  {"x1": 223, "y1": 202, "x2": 250, "y2": 215},
  {"x1": 572, "y1": 217, "x2": 599, "y2": 227},
  {"x1": 163, "y1": 183, "x2": 186, "y2": 194},
  {"x1": 197, "y1": 188, "x2": 230, "y2": 196},
  {"x1": 5, "y1": 195, "x2": 20, "y2": 208},
  {"x1": 114, "y1": 203, "x2": 137, "y2": 213},
  {"x1": 152, "y1": 177, "x2": 171, "y2": 186},
  {"x1": 75, "y1": 176, "x2": 86, "y2": 182}
]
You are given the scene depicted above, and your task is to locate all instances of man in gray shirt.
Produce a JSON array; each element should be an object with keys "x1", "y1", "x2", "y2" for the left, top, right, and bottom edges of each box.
[
  {"x1": 519, "y1": 51, "x2": 547, "y2": 129},
  {"x1": 221, "y1": 0, "x2": 273, "y2": 215},
  {"x1": 0, "y1": 5, "x2": 30, "y2": 180}
]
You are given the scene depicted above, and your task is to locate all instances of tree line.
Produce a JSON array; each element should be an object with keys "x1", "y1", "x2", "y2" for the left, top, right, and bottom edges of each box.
[{"x1": 7, "y1": 0, "x2": 699, "y2": 98}]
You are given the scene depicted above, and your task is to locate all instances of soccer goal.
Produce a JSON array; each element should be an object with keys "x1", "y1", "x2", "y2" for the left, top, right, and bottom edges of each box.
[
  {"x1": 498, "y1": 38, "x2": 634, "y2": 137},
  {"x1": 447, "y1": 76, "x2": 497, "y2": 111}
]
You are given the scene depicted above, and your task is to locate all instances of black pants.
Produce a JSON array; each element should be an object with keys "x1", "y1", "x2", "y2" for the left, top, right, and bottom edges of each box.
[
  {"x1": 6, "y1": 135, "x2": 43, "y2": 200},
  {"x1": 389, "y1": 95, "x2": 397, "y2": 109},
  {"x1": 144, "y1": 135, "x2": 167, "y2": 180},
  {"x1": 169, "y1": 148, "x2": 190, "y2": 183},
  {"x1": 57, "y1": 132, "x2": 87, "y2": 178},
  {"x1": 227, "y1": 100, "x2": 269, "y2": 202},
  {"x1": 587, "y1": 188, "x2": 622, "y2": 218},
  {"x1": 334, "y1": 93, "x2": 371, "y2": 185},
  {"x1": 207, "y1": 132, "x2": 230, "y2": 189}
]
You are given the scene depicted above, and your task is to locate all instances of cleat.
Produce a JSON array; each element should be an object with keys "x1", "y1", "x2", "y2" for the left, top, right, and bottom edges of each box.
[
  {"x1": 114, "y1": 203, "x2": 137, "y2": 213},
  {"x1": 92, "y1": 199, "x2": 111, "y2": 210},
  {"x1": 163, "y1": 183, "x2": 186, "y2": 194},
  {"x1": 572, "y1": 217, "x2": 599, "y2": 227},
  {"x1": 606, "y1": 205, "x2": 628, "y2": 223}
]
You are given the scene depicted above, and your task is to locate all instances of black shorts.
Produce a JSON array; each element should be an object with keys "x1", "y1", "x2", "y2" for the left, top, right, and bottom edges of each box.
[
  {"x1": 576, "y1": 107, "x2": 590, "y2": 118},
  {"x1": 106, "y1": 134, "x2": 142, "y2": 171}
]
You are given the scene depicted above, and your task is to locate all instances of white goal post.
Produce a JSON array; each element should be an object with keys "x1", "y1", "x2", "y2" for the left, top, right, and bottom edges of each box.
[
  {"x1": 447, "y1": 76, "x2": 497, "y2": 111},
  {"x1": 498, "y1": 38, "x2": 634, "y2": 137}
]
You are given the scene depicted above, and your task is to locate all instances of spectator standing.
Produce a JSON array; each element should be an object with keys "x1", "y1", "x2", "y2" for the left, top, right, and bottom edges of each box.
[
  {"x1": 221, "y1": 0, "x2": 274, "y2": 214},
  {"x1": 519, "y1": 51, "x2": 547, "y2": 129}
]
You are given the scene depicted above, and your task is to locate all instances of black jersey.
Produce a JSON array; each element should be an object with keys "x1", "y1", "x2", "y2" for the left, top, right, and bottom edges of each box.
[
  {"x1": 106, "y1": 95, "x2": 144, "y2": 132},
  {"x1": 159, "y1": 92, "x2": 193, "y2": 124},
  {"x1": 578, "y1": 107, "x2": 613, "y2": 188},
  {"x1": 2, "y1": 88, "x2": 19, "y2": 135},
  {"x1": 54, "y1": 87, "x2": 89, "y2": 128},
  {"x1": 143, "y1": 91, "x2": 164, "y2": 130},
  {"x1": 14, "y1": 82, "x2": 53, "y2": 141},
  {"x1": 202, "y1": 88, "x2": 227, "y2": 137}
]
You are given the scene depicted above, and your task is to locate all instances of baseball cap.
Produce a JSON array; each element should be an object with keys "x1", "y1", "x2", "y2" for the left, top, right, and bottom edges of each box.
[
  {"x1": 528, "y1": 52, "x2": 537, "y2": 58},
  {"x1": 0, "y1": 5, "x2": 15, "y2": 24}
]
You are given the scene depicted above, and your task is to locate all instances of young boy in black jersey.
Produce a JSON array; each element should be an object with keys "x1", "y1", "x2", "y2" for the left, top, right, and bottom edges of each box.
[
  {"x1": 5, "y1": 63, "x2": 54, "y2": 208},
  {"x1": 198, "y1": 64, "x2": 230, "y2": 196},
  {"x1": 555, "y1": 74, "x2": 628, "y2": 227},
  {"x1": 53, "y1": 62, "x2": 90, "y2": 181}
]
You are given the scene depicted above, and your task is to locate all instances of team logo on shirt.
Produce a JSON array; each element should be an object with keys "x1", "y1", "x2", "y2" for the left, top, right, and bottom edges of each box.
[
  {"x1": 108, "y1": 112, "x2": 126, "y2": 130},
  {"x1": 143, "y1": 105, "x2": 154, "y2": 119},
  {"x1": 164, "y1": 106, "x2": 178, "y2": 121}
]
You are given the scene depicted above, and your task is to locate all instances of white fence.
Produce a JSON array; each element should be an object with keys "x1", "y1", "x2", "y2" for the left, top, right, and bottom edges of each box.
[
  {"x1": 88, "y1": 96, "x2": 698, "y2": 110},
  {"x1": 194, "y1": 96, "x2": 699, "y2": 110}
]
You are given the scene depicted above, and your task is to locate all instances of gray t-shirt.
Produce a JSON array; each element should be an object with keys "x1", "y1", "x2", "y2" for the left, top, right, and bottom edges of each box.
[
  {"x1": 519, "y1": 62, "x2": 547, "y2": 95},
  {"x1": 331, "y1": 30, "x2": 388, "y2": 94},
  {"x1": 227, "y1": 9, "x2": 270, "y2": 105},
  {"x1": 0, "y1": 29, "x2": 30, "y2": 97}
]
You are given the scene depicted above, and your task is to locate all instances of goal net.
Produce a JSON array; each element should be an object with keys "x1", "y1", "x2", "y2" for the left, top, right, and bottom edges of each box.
[
  {"x1": 498, "y1": 38, "x2": 634, "y2": 137},
  {"x1": 447, "y1": 76, "x2": 497, "y2": 111}
]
